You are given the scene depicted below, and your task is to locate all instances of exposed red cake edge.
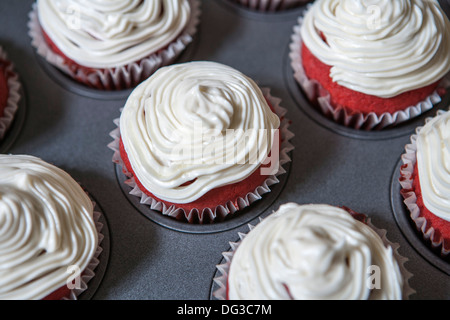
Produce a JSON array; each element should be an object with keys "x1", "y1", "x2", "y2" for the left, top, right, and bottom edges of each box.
[
  {"x1": 117, "y1": 92, "x2": 286, "y2": 222},
  {"x1": 406, "y1": 164, "x2": 450, "y2": 250},
  {"x1": 301, "y1": 42, "x2": 443, "y2": 116},
  {"x1": 0, "y1": 58, "x2": 12, "y2": 118}
]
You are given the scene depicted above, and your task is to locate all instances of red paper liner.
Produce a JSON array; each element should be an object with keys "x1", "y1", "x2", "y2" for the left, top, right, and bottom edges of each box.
[
  {"x1": 28, "y1": 0, "x2": 201, "y2": 90},
  {"x1": 0, "y1": 47, "x2": 20, "y2": 140},
  {"x1": 213, "y1": 205, "x2": 415, "y2": 300},
  {"x1": 108, "y1": 88, "x2": 294, "y2": 224},
  {"x1": 399, "y1": 109, "x2": 450, "y2": 258},
  {"x1": 289, "y1": 14, "x2": 450, "y2": 130}
]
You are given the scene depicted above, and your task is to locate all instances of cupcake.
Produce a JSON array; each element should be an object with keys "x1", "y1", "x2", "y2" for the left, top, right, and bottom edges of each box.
[
  {"x1": 29, "y1": 0, "x2": 201, "y2": 90},
  {"x1": 400, "y1": 108, "x2": 450, "y2": 258},
  {"x1": 229, "y1": 0, "x2": 311, "y2": 12},
  {"x1": 0, "y1": 155, "x2": 102, "y2": 300},
  {"x1": 109, "y1": 61, "x2": 294, "y2": 224},
  {"x1": 0, "y1": 47, "x2": 21, "y2": 140},
  {"x1": 213, "y1": 203, "x2": 414, "y2": 300},
  {"x1": 290, "y1": 0, "x2": 450, "y2": 130}
]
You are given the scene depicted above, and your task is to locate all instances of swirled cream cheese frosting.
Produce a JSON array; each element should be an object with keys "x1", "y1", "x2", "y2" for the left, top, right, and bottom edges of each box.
[
  {"x1": 0, "y1": 155, "x2": 98, "y2": 300},
  {"x1": 227, "y1": 204, "x2": 404, "y2": 300},
  {"x1": 416, "y1": 111, "x2": 450, "y2": 222},
  {"x1": 120, "y1": 61, "x2": 280, "y2": 204},
  {"x1": 300, "y1": 0, "x2": 450, "y2": 98},
  {"x1": 37, "y1": 0, "x2": 192, "y2": 68}
]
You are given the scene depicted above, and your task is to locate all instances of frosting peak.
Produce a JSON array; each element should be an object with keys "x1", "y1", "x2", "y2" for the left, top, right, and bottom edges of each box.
[{"x1": 300, "y1": 0, "x2": 450, "y2": 98}]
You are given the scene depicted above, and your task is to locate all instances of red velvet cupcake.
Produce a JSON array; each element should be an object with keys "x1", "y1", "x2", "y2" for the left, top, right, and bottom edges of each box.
[
  {"x1": 400, "y1": 109, "x2": 450, "y2": 258},
  {"x1": 109, "y1": 61, "x2": 294, "y2": 224},
  {"x1": 290, "y1": 0, "x2": 450, "y2": 130},
  {"x1": 213, "y1": 203, "x2": 414, "y2": 300},
  {"x1": 28, "y1": 0, "x2": 201, "y2": 90},
  {"x1": 0, "y1": 47, "x2": 20, "y2": 140},
  {"x1": 0, "y1": 155, "x2": 103, "y2": 300}
]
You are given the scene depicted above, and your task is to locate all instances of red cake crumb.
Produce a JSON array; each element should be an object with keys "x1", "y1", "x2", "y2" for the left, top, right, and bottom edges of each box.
[{"x1": 301, "y1": 43, "x2": 443, "y2": 116}]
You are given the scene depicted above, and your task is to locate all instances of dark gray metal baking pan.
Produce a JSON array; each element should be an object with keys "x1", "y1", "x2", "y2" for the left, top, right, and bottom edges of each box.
[{"x1": 0, "y1": 0, "x2": 449, "y2": 300}]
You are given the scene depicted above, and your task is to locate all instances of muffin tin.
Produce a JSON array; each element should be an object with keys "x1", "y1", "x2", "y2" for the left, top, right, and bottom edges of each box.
[{"x1": 1, "y1": 0, "x2": 450, "y2": 299}]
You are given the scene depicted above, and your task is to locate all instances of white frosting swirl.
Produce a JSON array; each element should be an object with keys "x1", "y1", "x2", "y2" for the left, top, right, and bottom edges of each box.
[
  {"x1": 300, "y1": 0, "x2": 450, "y2": 98},
  {"x1": 417, "y1": 110, "x2": 450, "y2": 222},
  {"x1": 0, "y1": 155, "x2": 98, "y2": 300},
  {"x1": 120, "y1": 61, "x2": 280, "y2": 204},
  {"x1": 37, "y1": 0, "x2": 191, "y2": 68},
  {"x1": 227, "y1": 204, "x2": 403, "y2": 300}
]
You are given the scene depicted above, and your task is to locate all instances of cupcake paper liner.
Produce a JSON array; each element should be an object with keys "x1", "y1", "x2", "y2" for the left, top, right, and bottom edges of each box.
[
  {"x1": 0, "y1": 47, "x2": 21, "y2": 140},
  {"x1": 28, "y1": 0, "x2": 201, "y2": 90},
  {"x1": 64, "y1": 202, "x2": 104, "y2": 300},
  {"x1": 108, "y1": 88, "x2": 295, "y2": 224},
  {"x1": 229, "y1": 0, "x2": 310, "y2": 11},
  {"x1": 289, "y1": 15, "x2": 450, "y2": 131},
  {"x1": 399, "y1": 108, "x2": 450, "y2": 258},
  {"x1": 213, "y1": 211, "x2": 415, "y2": 300}
]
